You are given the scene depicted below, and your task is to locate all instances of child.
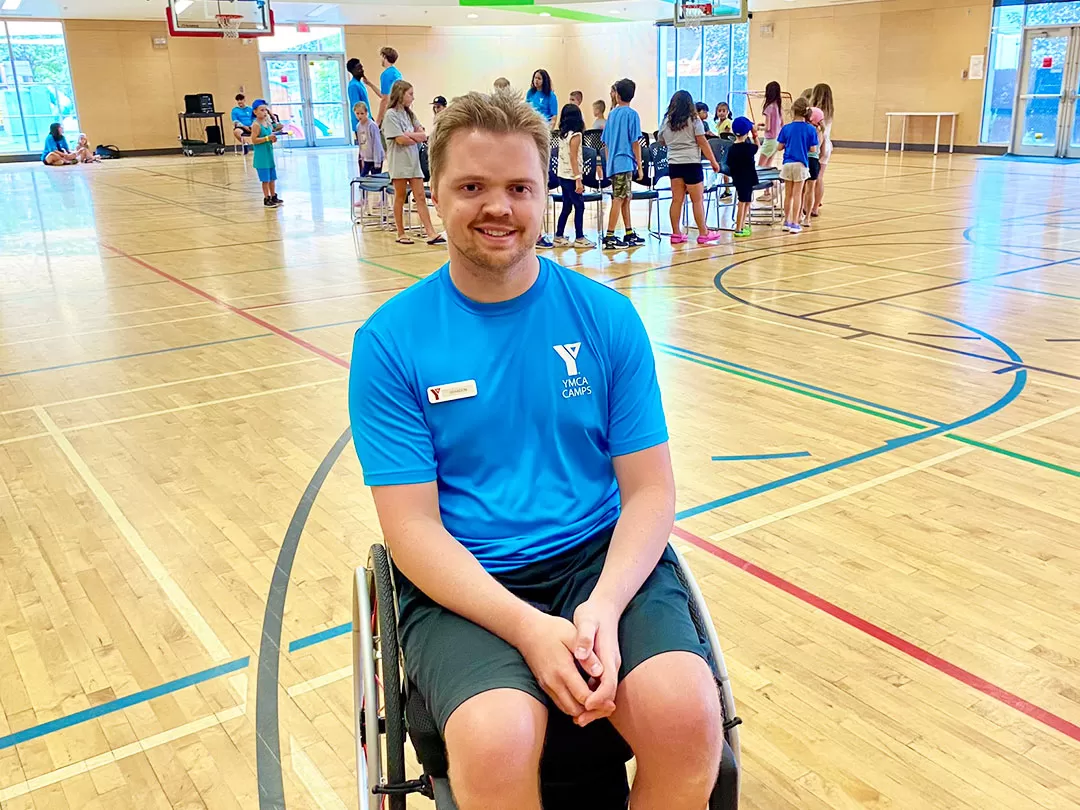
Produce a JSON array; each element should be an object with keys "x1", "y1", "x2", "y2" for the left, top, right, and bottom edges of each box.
[
  {"x1": 776, "y1": 96, "x2": 818, "y2": 234},
  {"x1": 600, "y1": 78, "x2": 645, "y2": 250},
  {"x1": 758, "y1": 81, "x2": 783, "y2": 169},
  {"x1": 493, "y1": 77, "x2": 511, "y2": 92},
  {"x1": 713, "y1": 102, "x2": 733, "y2": 136},
  {"x1": 250, "y1": 99, "x2": 282, "y2": 208},
  {"x1": 727, "y1": 117, "x2": 758, "y2": 238},
  {"x1": 591, "y1": 99, "x2": 607, "y2": 130},
  {"x1": 695, "y1": 102, "x2": 714, "y2": 136},
  {"x1": 553, "y1": 104, "x2": 594, "y2": 249},
  {"x1": 75, "y1": 134, "x2": 101, "y2": 164},
  {"x1": 354, "y1": 101, "x2": 384, "y2": 176},
  {"x1": 381, "y1": 80, "x2": 444, "y2": 246},
  {"x1": 569, "y1": 90, "x2": 584, "y2": 107},
  {"x1": 658, "y1": 90, "x2": 721, "y2": 245},
  {"x1": 801, "y1": 107, "x2": 825, "y2": 228},
  {"x1": 809, "y1": 82, "x2": 834, "y2": 215}
]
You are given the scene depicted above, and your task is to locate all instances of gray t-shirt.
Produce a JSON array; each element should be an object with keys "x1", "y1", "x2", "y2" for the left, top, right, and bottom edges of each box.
[
  {"x1": 660, "y1": 116, "x2": 705, "y2": 165},
  {"x1": 382, "y1": 107, "x2": 423, "y2": 180}
]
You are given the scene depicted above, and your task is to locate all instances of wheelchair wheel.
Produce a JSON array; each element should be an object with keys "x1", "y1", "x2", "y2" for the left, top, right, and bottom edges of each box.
[{"x1": 368, "y1": 544, "x2": 407, "y2": 810}]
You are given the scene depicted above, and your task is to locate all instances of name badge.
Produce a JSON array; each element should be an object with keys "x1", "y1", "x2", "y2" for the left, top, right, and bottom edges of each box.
[{"x1": 427, "y1": 379, "x2": 477, "y2": 404}]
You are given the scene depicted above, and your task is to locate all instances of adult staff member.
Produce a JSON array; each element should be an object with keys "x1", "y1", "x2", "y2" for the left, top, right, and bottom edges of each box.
[
  {"x1": 349, "y1": 90, "x2": 722, "y2": 810},
  {"x1": 363, "y1": 46, "x2": 403, "y2": 125},
  {"x1": 42, "y1": 123, "x2": 77, "y2": 166},
  {"x1": 231, "y1": 93, "x2": 255, "y2": 148},
  {"x1": 525, "y1": 68, "x2": 557, "y2": 125}
]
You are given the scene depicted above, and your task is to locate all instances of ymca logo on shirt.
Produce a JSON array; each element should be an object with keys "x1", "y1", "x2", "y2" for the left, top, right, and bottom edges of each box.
[{"x1": 553, "y1": 342, "x2": 591, "y2": 399}]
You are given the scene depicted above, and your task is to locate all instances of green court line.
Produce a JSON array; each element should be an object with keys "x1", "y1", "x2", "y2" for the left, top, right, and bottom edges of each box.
[
  {"x1": 356, "y1": 257, "x2": 423, "y2": 281},
  {"x1": 944, "y1": 434, "x2": 1080, "y2": 477},
  {"x1": 656, "y1": 347, "x2": 927, "y2": 429},
  {"x1": 658, "y1": 346, "x2": 1078, "y2": 478}
]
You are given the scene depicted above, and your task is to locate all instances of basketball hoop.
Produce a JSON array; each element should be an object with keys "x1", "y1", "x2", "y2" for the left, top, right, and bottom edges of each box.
[
  {"x1": 216, "y1": 13, "x2": 243, "y2": 38},
  {"x1": 678, "y1": 2, "x2": 713, "y2": 31}
]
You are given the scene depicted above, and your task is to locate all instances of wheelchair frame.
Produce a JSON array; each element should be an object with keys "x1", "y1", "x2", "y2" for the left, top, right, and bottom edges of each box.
[{"x1": 352, "y1": 543, "x2": 741, "y2": 810}]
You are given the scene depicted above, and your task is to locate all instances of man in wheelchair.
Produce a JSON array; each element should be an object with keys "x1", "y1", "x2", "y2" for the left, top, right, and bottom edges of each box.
[{"x1": 349, "y1": 90, "x2": 725, "y2": 810}]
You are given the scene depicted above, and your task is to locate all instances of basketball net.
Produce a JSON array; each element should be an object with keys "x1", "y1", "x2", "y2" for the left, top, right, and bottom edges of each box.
[
  {"x1": 679, "y1": 3, "x2": 711, "y2": 32},
  {"x1": 216, "y1": 13, "x2": 242, "y2": 38}
]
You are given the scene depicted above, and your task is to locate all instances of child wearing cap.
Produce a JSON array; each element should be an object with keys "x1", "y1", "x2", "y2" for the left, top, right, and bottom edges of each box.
[
  {"x1": 431, "y1": 95, "x2": 447, "y2": 119},
  {"x1": 250, "y1": 99, "x2": 282, "y2": 208},
  {"x1": 727, "y1": 116, "x2": 758, "y2": 238}
]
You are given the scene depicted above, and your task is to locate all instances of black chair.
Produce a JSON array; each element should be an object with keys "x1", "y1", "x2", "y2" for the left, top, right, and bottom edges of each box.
[
  {"x1": 634, "y1": 131, "x2": 652, "y2": 188},
  {"x1": 639, "y1": 142, "x2": 671, "y2": 236},
  {"x1": 705, "y1": 137, "x2": 736, "y2": 230},
  {"x1": 582, "y1": 129, "x2": 609, "y2": 190}
]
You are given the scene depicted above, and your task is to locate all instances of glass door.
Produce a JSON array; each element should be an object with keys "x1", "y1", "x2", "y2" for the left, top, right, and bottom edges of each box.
[
  {"x1": 306, "y1": 54, "x2": 347, "y2": 146},
  {"x1": 261, "y1": 53, "x2": 347, "y2": 147},
  {"x1": 1011, "y1": 26, "x2": 1080, "y2": 157}
]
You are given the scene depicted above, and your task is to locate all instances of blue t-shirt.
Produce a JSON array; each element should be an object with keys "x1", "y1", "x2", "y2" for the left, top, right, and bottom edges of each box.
[
  {"x1": 380, "y1": 65, "x2": 403, "y2": 96},
  {"x1": 231, "y1": 105, "x2": 254, "y2": 127},
  {"x1": 778, "y1": 120, "x2": 818, "y2": 166},
  {"x1": 602, "y1": 105, "x2": 641, "y2": 176},
  {"x1": 349, "y1": 258, "x2": 668, "y2": 573},
  {"x1": 41, "y1": 134, "x2": 69, "y2": 161},
  {"x1": 525, "y1": 88, "x2": 558, "y2": 121},
  {"x1": 348, "y1": 78, "x2": 370, "y2": 131}
]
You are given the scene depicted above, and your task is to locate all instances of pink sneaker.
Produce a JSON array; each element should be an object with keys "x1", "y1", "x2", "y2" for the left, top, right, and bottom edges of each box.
[
  {"x1": 670, "y1": 233, "x2": 688, "y2": 244},
  {"x1": 697, "y1": 231, "x2": 723, "y2": 245}
]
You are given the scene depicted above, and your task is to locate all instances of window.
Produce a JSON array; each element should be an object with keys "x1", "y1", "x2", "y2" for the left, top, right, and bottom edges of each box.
[
  {"x1": 981, "y1": 1, "x2": 1080, "y2": 143},
  {"x1": 257, "y1": 25, "x2": 345, "y2": 53},
  {"x1": 658, "y1": 21, "x2": 749, "y2": 126},
  {"x1": 0, "y1": 21, "x2": 78, "y2": 155}
]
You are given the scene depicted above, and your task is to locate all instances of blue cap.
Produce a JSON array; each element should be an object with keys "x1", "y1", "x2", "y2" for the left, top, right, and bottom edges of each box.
[
  {"x1": 252, "y1": 98, "x2": 269, "y2": 111},
  {"x1": 732, "y1": 116, "x2": 753, "y2": 136}
]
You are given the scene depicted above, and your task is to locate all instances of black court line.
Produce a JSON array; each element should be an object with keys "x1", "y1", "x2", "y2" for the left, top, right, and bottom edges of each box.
[
  {"x1": 909, "y1": 332, "x2": 981, "y2": 340},
  {"x1": 256, "y1": 427, "x2": 352, "y2": 810},
  {"x1": 1046, "y1": 338, "x2": 1080, "y2": 343}
]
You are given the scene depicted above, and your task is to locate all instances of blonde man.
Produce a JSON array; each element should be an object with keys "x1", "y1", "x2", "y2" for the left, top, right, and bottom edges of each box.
[{"x1": 348, "y1": 91, "x2": 722, "y2": 810}]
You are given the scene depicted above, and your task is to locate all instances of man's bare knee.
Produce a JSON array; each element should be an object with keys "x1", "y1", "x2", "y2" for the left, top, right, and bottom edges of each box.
[{"x1": 444, "y1": 689, "x2": 546, "y2": 809}]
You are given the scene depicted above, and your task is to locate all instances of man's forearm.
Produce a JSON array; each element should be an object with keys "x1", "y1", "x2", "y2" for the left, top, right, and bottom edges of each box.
[
  {"x1": 388, "y1": 517, "x2": 540, "y2": 647},
  {"x1": 589, "y1": 485, "x2": 675, "y2": 614}
]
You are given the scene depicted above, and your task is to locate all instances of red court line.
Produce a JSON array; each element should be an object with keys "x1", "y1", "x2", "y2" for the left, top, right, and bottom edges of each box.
[
  {"x1": 240, "y1": 285, "x2": 408, "y2": 312},
  {"x1": 100, "y1": 243, "x2": 349, "y2": 370},
  {"x1": 672, "y1": 526, "x2": 1080, "y2": 744}
]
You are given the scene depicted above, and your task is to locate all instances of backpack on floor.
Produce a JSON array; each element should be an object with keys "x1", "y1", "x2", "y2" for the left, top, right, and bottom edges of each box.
[{"x1": 95, "y1": 144, "x2": 121, "y2": 159}]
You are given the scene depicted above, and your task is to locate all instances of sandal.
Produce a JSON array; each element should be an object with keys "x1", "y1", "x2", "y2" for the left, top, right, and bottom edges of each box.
[
  {"x1": 395, "y1": 236, "x2": 414, "y2": 245},
  {"x1": 427, "y1": 235, "x2": 446, "y2": 245}
]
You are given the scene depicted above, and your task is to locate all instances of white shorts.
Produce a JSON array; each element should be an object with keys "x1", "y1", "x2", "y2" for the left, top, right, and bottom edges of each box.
[{"x1": 780, "y1": 162, "x2": 810, "y2": 182}]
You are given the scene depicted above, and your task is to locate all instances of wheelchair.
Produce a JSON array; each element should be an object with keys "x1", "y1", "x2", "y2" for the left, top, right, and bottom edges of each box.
[{"x1": 351, "y1": 543, "x2": 742, "y2": 810}]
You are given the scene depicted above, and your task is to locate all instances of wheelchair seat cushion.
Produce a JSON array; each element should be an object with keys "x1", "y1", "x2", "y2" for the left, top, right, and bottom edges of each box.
[{"x1": 395, "y1": 526, "x2": 712, "y2": 735}]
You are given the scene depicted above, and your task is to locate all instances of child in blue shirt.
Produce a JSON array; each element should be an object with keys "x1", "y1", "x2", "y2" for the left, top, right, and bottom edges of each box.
[
  {"x1": 776, "y1": 96, "x2": 818, "y2": 234},
  {"x1": 600, "y1": 78, "x2": 645, "y2": 250}
]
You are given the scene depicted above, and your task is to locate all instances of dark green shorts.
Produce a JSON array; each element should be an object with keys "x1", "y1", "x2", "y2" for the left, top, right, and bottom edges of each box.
[{"x1": 396, "y1": 525, "x2": 711, "y2": 734}]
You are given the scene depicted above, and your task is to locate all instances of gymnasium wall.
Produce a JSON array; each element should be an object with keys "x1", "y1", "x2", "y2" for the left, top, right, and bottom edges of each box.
[
  {"x1": 747, "y1": 0, "x2": 991, "y2": 147},
  {"x1": 64, "y1": 20, "x2": 263, "y2": 151},
  {"x1": 343, "y1": 22, "x2": 659, "y2": 131}
]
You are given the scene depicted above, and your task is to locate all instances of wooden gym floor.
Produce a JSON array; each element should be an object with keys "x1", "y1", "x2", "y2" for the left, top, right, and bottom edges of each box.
[{"x1": 0, "y1": 146, "x2": 1078, "y2": 810}]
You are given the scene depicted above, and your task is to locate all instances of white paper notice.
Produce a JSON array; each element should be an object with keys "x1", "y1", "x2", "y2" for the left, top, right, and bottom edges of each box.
[{"x1": 969, "y1": 54, "x2": 985, "y2": 80}]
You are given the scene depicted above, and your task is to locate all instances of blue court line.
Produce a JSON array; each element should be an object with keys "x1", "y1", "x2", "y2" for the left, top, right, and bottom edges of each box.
[
  {"x1": 0, "y1": 656, "x2": 249, "y2": 751},
  {"x1": 0, "y1": 333, "x2": 271, "y2": 378},
  {"x1": 288, "y1": 622, "x2": 351, "y2": 653},
  {"x1": 995, "y1": 284, "x2": 1080, "y2": 302},
  {"x1": 711, "y1": 451, "x2": 811, "y2": 462},
  {"x1": 293, "y1": 317, "x2": 367, "y2": 332},
  {"x1": 656, "y1": 342, "x2": 946, "y2": 427}
]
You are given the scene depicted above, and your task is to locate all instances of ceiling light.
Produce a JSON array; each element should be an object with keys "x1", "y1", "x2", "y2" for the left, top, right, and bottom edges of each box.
[
  {"x1": 1, "y1": 0, "x2": 24, "y2": 9},
  {"x1": 308, "y1": 4, "x2": 333, "y2": 16},
  {"x1": 467, "y1": 12, "x2": 478, "y2": 17},
  {"x1": 173, "y1": 0, "x2": 192, "y2": 13},
  {"x1": 539, "y1": 11, "x2": 550, "y2": 15}
]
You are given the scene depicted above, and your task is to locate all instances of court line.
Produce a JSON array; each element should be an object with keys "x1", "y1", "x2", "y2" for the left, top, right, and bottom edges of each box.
[
  {"x1": 288, "y1": 622, "x2": 351, "y2": 653},
  {"x1": 0, "y1": 703, "x2": 247, "y2": 803},
  {"x1": 289, "y1": 735, "x2": 349, "y2": 810},
  {"x1": 712, "y1": 451, "x2": 811, "y2": 462},
  {"x1": 673, "y1": 526, "x2": 1080, "y2": 746},
  {"x1": 34, "y1": 406, "x2": 234, "y2": 664},
  {"x1": 0, "y1": 311, "x2": 232, "y2": 349},
  {"x1": 286, "y1": 667, "x2": 352, "y2": 699},
  {"x1": 240, "y1": 284, "x2": 408, "y2": 312},
  {"x1": 98, "y1": 242, "x2": 350, "y2": 370},
  {"x1": 995, "y1": 284, "x2": 1080, "y2": 302},
  {"x1": 0, "y1": 300, "x2": 211, "y2": 335},
  {"x1": 0, "y1": 656, "x2": 248, "y2": 751}
]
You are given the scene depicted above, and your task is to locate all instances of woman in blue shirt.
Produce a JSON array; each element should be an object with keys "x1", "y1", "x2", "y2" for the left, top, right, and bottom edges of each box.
[
  {"x1": 42, "y1": 123, "x2": 77, "y2": 166},
  {"x1": 525, "y1": 68, "x2": 558, "y2": 126}
]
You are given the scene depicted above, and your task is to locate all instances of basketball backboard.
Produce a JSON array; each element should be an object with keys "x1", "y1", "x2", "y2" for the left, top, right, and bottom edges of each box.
[
  {"x1": 674, "y1": 0, "x2": 748, "y2": 27},
  {"x1": 166, "y1": 0, "x2": 275, "y2": 38}
]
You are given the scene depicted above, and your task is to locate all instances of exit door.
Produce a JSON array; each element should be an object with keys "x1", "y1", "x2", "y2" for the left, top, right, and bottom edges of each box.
[
  {"x1": 261, "y1": 53, "x2": 348, "y2": 147},
  {"x1": 1010, "y1": 25, "x2": 1080, "y2": 158}
]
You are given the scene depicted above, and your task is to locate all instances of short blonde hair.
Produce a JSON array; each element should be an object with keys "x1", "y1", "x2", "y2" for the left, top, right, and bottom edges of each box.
[
  {"x1": 353, "y1": 101, "x2": 369, "y2": 115},
  {"x1": 429, "y1": 91, "x2": 549, "y2": 190},
  {"x1": 493, "y1": 77, "x2": 511, "y2": 90}
]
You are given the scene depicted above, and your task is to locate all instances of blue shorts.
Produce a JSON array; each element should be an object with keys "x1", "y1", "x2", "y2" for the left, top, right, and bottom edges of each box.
[{"x1": 256, "y1": 167, "x2": 277, "y2": 183}]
